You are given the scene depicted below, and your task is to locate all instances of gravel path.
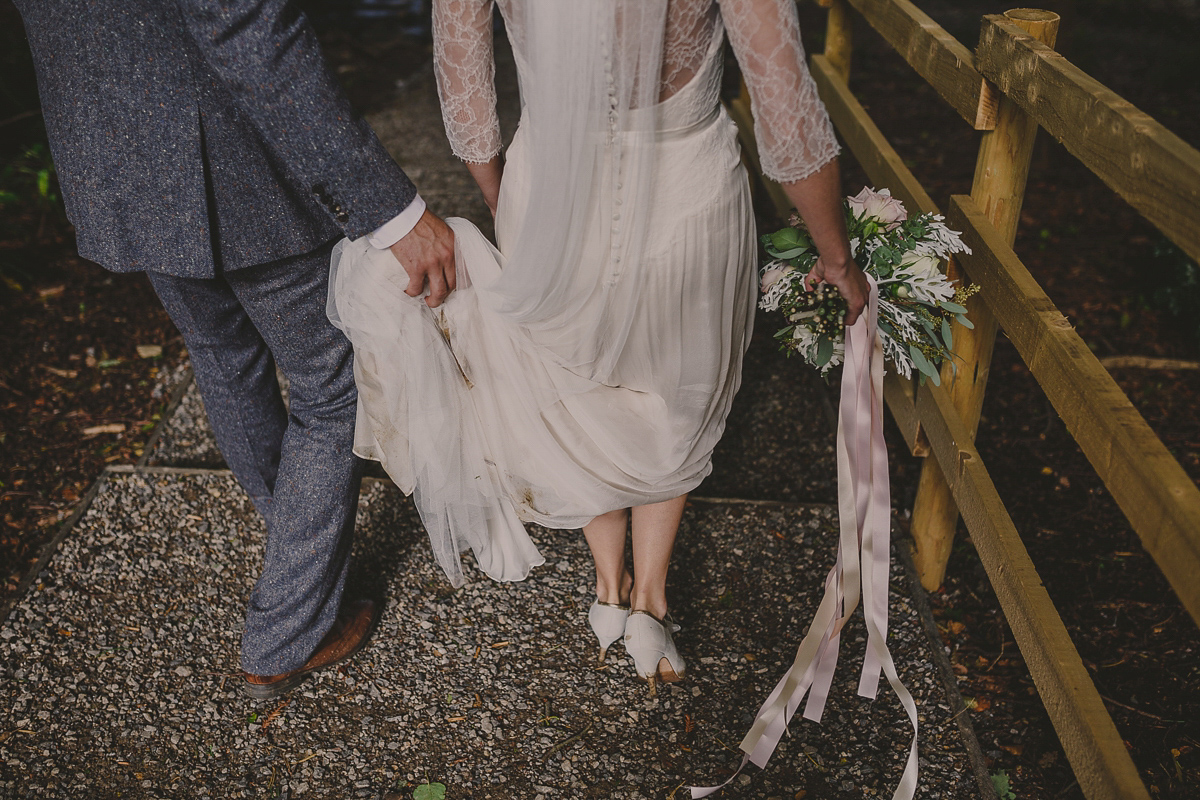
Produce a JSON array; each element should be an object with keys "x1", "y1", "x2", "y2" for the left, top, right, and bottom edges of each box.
[{"x1": 1, "y1": 471, "x2": 977, "y2": 800}]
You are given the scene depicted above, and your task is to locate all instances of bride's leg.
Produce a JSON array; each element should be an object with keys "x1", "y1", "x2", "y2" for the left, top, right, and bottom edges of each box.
[
  {"x1": 583, "y1": 508, "x2": 632, "y2": 605},
  {"x1": 629, "y1": 495, "x2": 687, "y2": 619}
]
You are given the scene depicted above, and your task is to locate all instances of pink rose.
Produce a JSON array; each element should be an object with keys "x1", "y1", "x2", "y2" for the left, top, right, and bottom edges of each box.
[
  {"x1": 760, "y1": 265, "x2": 792, "y2": 293},
  {"x1": 847, "y1": 187, "x2": 907, "y2": 230}
]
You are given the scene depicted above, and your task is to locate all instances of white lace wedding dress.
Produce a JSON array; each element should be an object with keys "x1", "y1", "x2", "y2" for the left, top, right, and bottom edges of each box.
[{"x1": 328, "y1": 0, "x2": 839, "y2": 587}]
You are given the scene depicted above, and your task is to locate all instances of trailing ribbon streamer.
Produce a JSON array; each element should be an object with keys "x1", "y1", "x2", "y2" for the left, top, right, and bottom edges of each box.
[{"x1": 690, "y1": 277, "x2": 919, "y2": 799}]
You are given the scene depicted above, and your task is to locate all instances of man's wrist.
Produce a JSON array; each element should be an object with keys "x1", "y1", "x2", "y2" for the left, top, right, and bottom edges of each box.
[
  {"x1": 367, "y1": 195, "x2": 427, "y2": 250},
  {"x1": 820, "y1": 252, "x2": 857, "y2": 274}
]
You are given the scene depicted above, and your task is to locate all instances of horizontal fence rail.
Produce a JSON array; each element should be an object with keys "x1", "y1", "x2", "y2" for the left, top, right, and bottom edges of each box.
[
  {"x1": 946, "y1": 194, "x2": 1200, "y2": 627},
  {"x1": 834, "y1": 0, "x2": 998, "y2": 129},
  {"x1": 913, "y1": 371, "x2": 1151, "y2": 800},
  {"x1": 975, "y1": 15, "x2": 1200, "y2": 265},
  {"x1": 729, "y1": 3, "x2": 1200, "y2": 799}
]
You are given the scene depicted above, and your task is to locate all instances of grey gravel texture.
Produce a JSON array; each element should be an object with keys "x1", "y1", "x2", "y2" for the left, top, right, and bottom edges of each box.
[
  {"x1": 145, "y1": 370, "x2": 289, "y2": 470},
  {"x1": 144, "y1": 375, "x2": 224, "y2": 469},
  {"x1": 0, "y1": 472, "x2": 975, "y2": 800}
]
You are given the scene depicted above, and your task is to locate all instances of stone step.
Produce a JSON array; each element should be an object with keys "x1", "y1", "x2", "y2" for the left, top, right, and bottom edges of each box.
[{"x1": 1, "y1": 467, "x2": 983, "y2": 800}]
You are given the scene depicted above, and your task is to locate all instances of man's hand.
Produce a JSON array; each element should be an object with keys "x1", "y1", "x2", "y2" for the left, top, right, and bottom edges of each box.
[
  {"x1": 804, "y1": 254, "x2": 870, "y2": 326},
  {"x1": 389, "y1": 209, "x2": 456, "y2": 308}
]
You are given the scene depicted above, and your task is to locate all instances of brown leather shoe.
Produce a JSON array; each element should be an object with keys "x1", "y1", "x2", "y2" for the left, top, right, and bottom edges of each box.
[{"x1": 242, "y1": 598, "x2": 380, "y2": 700}]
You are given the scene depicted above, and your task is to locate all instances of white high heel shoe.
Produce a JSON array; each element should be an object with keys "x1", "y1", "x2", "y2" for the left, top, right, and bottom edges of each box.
[
  {"x1": 588, "y1": 600, "x2": 630, "y2": 664},
  {"x1": 623, "y1": 610, "x2": 686, "y2": 694}
]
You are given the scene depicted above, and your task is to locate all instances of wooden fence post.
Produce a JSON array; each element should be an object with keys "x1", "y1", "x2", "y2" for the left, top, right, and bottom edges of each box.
[
  {"x1": 910, "y1": 8, "x2": 1061, "y2": 590},
  {"x1": 824, "y1": 0, "x2": 854, "y2": 82}
]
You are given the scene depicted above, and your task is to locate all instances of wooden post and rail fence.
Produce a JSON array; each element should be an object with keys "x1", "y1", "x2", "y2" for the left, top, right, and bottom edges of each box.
[{"x1": 727, "y1": 2, "x2": 1200, "y2": 799}]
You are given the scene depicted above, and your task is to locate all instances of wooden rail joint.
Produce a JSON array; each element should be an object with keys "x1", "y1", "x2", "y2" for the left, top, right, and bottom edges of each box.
[{"x1": 975, "y1": 10, "x2": 1200, "y2": 265}]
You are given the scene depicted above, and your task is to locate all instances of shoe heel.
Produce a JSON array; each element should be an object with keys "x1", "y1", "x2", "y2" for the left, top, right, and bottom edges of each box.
[
  {"x1": 624, "y1": 611, "x2": 687, "y2": 685},
  {"x1": 588, "y1": 600, "x2": 630, "y2": 664}
]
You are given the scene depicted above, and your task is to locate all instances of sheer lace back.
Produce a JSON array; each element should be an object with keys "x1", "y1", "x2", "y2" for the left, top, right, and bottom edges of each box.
[{"x1": 433, "y1": 0, "x2": 839, "y2": 182}]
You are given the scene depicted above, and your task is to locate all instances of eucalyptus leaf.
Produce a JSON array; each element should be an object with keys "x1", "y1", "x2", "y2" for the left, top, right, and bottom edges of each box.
[
  {"x1": 941, "y1": 317, "x2": 954, "y2": 349},
  {"x1": 816, "y1": 337, "x2": 834, "y2": 367},
  {"x1": 955, "y1": 313, "x2": 974, "y2": 330},
  {"x1": 909, "y1": 345, "x2": 940, "y2": 385},
  {"x1": 941, "y1": 301, "x2": 968, "y2": 314}
]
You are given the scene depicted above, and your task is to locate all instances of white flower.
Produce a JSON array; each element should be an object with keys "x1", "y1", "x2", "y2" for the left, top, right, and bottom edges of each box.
[
  {"x1": 897, "y1": 253, "x2": 941, "y2": 280},
  {"x1": 847, "y1": 187, "x2": 907, "y2": 230}
]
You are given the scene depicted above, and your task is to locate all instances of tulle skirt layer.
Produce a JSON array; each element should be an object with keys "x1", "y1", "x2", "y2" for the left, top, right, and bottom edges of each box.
[{"x1": 328, "y1": 109, "x2": 757, "y2": 586}]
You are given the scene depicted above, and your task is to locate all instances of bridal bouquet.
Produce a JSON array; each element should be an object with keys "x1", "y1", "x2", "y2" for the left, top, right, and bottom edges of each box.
[{"x1": 758, "y1": 187, "x2": 975, "y2": 383}]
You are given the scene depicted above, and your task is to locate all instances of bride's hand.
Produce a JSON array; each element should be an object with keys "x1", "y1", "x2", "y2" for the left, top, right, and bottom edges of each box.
[
  {"x1": 804, "y1": 254, "x2": 870, "y2": 326},
  {"x1": 389, "y1": 208, "x2": 457, "y2": 308}
]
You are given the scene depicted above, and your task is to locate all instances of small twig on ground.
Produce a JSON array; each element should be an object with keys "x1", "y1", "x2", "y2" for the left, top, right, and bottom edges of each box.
[
  {"x1": 542, "y1": 719, "x2": 594, "y2": 761},
  {"x1": 1098, "y1": 356, "x2": 1200, "y2": 371},
  {"x1": 1054, "y1": 778, "x2": 1080, "y2": 798},
  {"x1": 1100, "y1": 695, "x2": 1182, "y2": 724},
  {"x1": 713, "y1": 736, "x2": 738, "y2": 755},
  {"x1": 261, "y1": 698, "x2": 291, "y2": 732},
  {"x1": 986, "y1": 640, "x2": 1007, "y2": 672}
]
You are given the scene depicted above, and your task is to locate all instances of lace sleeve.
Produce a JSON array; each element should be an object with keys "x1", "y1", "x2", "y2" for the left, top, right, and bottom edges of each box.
[
  {"x1": 433, "y1": 0, "x2": 502, "y2": 164},
  {"x1": 720, "y1": 0, "x2": 840, "y2": 183}
]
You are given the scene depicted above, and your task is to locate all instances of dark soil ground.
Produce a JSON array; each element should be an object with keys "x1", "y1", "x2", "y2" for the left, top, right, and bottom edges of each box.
[
  {"x1": 787, "y1": 2, "x2": 1200, "y2": 799},
  {"x1": 2, "y1": 1, "x2": 1198, "y2": 799}
]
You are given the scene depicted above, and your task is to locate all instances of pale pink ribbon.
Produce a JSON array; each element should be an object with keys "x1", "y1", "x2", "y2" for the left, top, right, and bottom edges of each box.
[{"x1": 691, "y1": 277, "x2": 919, "y2": 799}]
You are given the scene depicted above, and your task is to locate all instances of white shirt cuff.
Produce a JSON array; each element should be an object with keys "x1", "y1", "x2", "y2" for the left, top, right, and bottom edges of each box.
[{"x1": 366, "y1": 194, "x2": 427, "y2": 249}]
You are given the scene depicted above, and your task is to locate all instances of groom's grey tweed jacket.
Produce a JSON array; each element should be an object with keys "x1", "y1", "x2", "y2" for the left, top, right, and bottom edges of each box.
[{"x1": 15, "y1": 0, "x2": 417, "y2": 277}]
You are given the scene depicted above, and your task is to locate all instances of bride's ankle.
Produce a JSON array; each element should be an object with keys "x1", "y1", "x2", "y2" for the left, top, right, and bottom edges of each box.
[
  {"x1": 596, "y1": 572, "x2": 633, "y2": 606},
  {"x1": 630, "y1": 592, "x2": 668, "y2": 622}
]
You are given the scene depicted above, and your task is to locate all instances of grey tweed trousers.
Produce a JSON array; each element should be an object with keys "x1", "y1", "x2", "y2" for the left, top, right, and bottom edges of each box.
[{"x1": 147, "y1": 240, "x2": 362, "y2": 675}]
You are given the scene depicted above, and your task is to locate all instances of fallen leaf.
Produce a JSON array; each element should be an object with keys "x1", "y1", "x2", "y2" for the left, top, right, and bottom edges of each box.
[
  {"x1": 38, "y1": 285, "x2": 65, "y2": 299},
  {"x1": 413, "y1": 783, "x2": 447, "y2": 800},
  {"x1": 83, "y1": 423, "x2": 126, "y2": 436},
  {"x1": 1001, "y1": 743, "x2": 1024, "y2": 756},
  {"x1": 136, "y1": 344, "x2": 162, "y2": 359},
  {"x1": 40, "y1": 365, "x2": 78, "y2": 379}
]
